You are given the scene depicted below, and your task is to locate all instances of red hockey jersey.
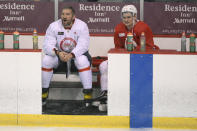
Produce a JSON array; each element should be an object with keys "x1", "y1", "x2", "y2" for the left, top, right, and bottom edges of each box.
[{"x1": 114, "y1": 21, "x2": 159, "y2": 50}]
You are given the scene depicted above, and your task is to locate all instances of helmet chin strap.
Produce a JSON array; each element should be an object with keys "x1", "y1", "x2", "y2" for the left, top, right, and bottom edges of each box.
[
  {"x1": 132, "y1": 19, "x2": 136, "y2": 28},
  {"x1": 128, "y1": 17, "x2": 137, "y2": 31}
]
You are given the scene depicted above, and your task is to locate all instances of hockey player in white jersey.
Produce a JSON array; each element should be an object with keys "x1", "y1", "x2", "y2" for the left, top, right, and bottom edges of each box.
[{"x1": 42, "y1": 6, "x2": 92, "y2": 108}]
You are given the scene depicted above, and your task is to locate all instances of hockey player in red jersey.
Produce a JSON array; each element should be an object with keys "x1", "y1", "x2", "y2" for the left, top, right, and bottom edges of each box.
[
  {"x1": 114, "y1": 4, "x2": 159, "y2": 50},
  {"x1": 97, "y1": 5, "x2": 159, "y2": 111}
]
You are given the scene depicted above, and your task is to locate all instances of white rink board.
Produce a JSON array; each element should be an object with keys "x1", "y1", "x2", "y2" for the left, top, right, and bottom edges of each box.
[
  {"x1": 0, "y1": 52, "x2": 42, "y2": 114},
  {"x1": 108, "y1": 54, "x2": 130, "y2": 116},
  {"x1": 17, "y1": 52, "x2": 42, "y2": 114},
  {"x1": 153, "y1": 54, "x2": 197, "y2": 117},
  {"x1": 0, "y1": 53, "x2": 18, "y2": 114},
  {"x1": 108, "y1": 52, "x2": 197, "y2": 117}
]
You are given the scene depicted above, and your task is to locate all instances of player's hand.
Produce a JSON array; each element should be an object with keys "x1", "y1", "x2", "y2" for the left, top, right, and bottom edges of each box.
[
  {"x1": 59, "y1": 51, "x2": 68, "y2": 62},
  {"x1": 62, "y1": 53, "x2": 73, "y2": 62},
  {"x1": 133, "y1": 41, "x2": 137, "y2": 48}
]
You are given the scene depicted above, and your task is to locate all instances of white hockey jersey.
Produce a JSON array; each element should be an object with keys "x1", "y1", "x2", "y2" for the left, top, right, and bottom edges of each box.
[{"x1": 43, "y1": 18, "x2": 90, "y2": 57}]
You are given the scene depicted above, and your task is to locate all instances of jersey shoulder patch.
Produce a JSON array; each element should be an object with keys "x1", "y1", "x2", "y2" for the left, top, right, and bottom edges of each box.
[{"x1": 118, "y1": 33, "x2": 125, "y2": 37}]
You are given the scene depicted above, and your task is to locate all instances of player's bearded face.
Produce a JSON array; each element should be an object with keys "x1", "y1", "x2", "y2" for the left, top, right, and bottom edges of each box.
[
  {"x1": 61, "y1": 9, "x2": 75, "y2": 28},
  {"x1": 122, "y1": 12, "x2": 135, "y2": 28}
]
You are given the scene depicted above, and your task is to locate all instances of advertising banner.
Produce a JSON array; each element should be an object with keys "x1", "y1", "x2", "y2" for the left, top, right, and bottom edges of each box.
[
  {"x1": 1, "y1": 1, "x2": 197, "y2": 35},
  {"x1": 144, "y1": 2, "x2": 197, "y2": 35},
  {"x1": 59, "y1": 2, "x2": 139, "y2": 35},
  {"x1": 0, "y1": 1, "x2": 54, "y2": 33}
]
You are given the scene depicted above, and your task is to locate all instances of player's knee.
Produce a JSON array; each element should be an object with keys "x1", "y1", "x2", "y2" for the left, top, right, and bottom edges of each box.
[
  {"x1": 75, "y1": 55, "x2": 90, "y2": 69},
  {"x1": 42, "y1": 55, "x2": 57, "y2": 68},
  {"x1": 99, "y1": 60, "x2": 108, "y2": 75}
]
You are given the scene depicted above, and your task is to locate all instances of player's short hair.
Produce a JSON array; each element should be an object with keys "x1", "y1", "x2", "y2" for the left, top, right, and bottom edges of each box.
[{"x1": 62, "y1": 6, "x2": 75, "y2": 15}]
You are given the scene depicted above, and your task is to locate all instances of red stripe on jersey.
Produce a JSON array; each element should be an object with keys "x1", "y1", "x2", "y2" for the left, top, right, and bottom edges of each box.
[
  {"x1": 42, "y1": 67, "x2": 53, "y2": 72},
  {"x1": 78, "y1": 66, "x2": 91, "y2": 72}
]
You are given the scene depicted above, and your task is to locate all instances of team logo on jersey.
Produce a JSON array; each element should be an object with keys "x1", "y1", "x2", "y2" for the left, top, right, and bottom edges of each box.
[
  {"x1": 60, "y1": 37, "x2": 77, "y2": 52},
  {"x1": 119, "y1": 33, "x2": 125, "y2": 37}
]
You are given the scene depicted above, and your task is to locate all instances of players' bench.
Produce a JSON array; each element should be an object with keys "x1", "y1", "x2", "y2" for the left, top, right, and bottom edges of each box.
[{"x1": 52, "y1": 56, "x2": 108, "y2": 87}]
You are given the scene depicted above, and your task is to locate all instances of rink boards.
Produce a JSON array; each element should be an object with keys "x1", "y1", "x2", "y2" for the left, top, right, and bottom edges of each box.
[
  {"x1": 108, "y1": 49, "x2": 197, "y2": 128},
  {"x1": 0, "y1": 49, "x2": 197, "y2": 129}
]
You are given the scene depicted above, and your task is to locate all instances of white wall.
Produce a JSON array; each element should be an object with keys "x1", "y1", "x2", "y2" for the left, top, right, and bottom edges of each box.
[
  {"x1": 4, "y1": 35, "x2": 44, "y2": 50},
  {"x1": 3, "y1": 35, "x2": 188, "y2": 56}
]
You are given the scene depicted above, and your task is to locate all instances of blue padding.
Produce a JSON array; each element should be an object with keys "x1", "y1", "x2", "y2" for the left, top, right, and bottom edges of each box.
[{"x1": 130, "y1": 54, "x2": 153, "y2": 128}]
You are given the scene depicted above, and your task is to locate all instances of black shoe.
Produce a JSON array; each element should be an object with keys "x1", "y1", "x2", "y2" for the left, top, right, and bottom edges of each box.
[
  {"x1": 91, "y1": 91, "x2": 107, "y2": 111},
  {"x1": 94, "y1": 90, "x2": 107, "y2": 102}
]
